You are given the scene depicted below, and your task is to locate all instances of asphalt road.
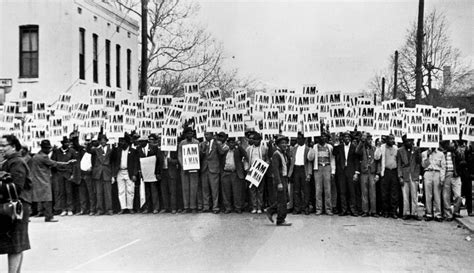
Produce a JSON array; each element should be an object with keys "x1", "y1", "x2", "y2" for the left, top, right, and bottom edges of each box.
[{"x1": 1, "y1": 213, "x2": 472, "y2": 272}]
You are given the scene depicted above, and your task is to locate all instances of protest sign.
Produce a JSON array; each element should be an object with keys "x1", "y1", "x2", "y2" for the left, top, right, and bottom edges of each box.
[
  {"x1": 161, "y1": 126, "x2": 178, "y2": 151},
  {"x1": 420, "y1": 122, "x2": 440, "y2": 148},
  {"x1": 149, "y1": 86, "x2": 161, "y2": 96},
  {"x1": 150, "y1": 108, "x2": 165, "y2": 133},
  {"x1": 346, "y1": 107, "x2": 356, "y2": 131},
  {"x1": 245, "y1": 158, "x2": 269, "y2": 187},
  {"x1": 182, "y1": 144, "x2": 200, "y2": 171},
  {"x1": 389, "y1": 113, "x2": 404, "y2": 143},
  {"x1": 416, "y1": 104, "x2": 438, "y2": 122},
  {"x1": 329, "y1": 104, "x2": 346, "y2": 133},
  {"x1": 157, "y1": 95, "x2": 173, "y2": 108},
  {"x1": 262, "y1": 109, "x2": 279, "y2": 135},
  {"x1": 107, "y1": 113, "x2": 124, "y2": 138},
  {"x1": 137, "y1": 118, "x2": 153, "y2": 139},
  {"x1": 195, "y1": 112, "x2": 207, "y2": 139},
  {"x1": 123, "y1": 105, "x2": 137, "y2": 132},
  {"x1": 206, "y1": 107, "x2": 222, "y2": 133},
  {"x1": 140, "y1": 156, "x2": 157, "y2": 182},
  {"x1": 254, "y1": 92, "x2": 270, "y2": 114},
  {"x1": 105, "y1": 90, "x2": 116, "y2": 110},
  {"x1": 405, "y1": 112, "x2": 423, "y2": 139},
  {"x1": 302, "y1": 85, "x2": 318, "y2": 95},
  {"x1": 227, "y1": 110, "x2": 245, "y2": 137},
  {"x1": 439, "y1": 109, "x2": 459, "y2": 141},
  {"x1": 90, "y1": 88, "x2": 104, "y2": 106},
  {"x1": 357, "y1": 105, "x2": 375, "y2": 132},
  {"x1": 462, "y1": 114, "x2": 474, "y2": 142},
  {"x1": 302, "y1": 110, "x2": 320, "y2": 137},
  {"x1": 383, "y1": 99, "x2": 405, "y2": 114},
  {"x1": 165, "y1": 106, "x2": 183, "y2": 127},
  {"x1": 183, "y1": 82, "x2": 199, "y2": 94},
  {"x1": 183, "y1": 93, "x2": 200, "y2": 120},
  {"x1": 282, "y1": 111, "x2": 299, "y2": 138},
  {"x1": 271, "y1": 93, "x2": 286, "y2": 113},
  {"x1": 205, "y1": 88, "x2": 221, "y2": 101},
  {"x1": 373, "y1": 107, "x2": 390, "y2": 136}
]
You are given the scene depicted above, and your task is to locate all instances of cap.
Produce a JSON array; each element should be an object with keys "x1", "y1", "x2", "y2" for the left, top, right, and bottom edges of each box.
[{"x1": 40, "y1": 139, "x2": 52, "y2": 148}]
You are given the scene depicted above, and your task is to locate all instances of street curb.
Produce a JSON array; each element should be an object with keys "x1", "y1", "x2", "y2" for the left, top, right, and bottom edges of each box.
[{"x1": 455, "y1": 217, "x2": 474, "y2": 233}]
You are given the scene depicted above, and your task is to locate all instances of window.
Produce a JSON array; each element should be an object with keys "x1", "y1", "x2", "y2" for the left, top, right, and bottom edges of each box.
[
  {"x1": 105, "y1": 40, "x2": 110, "y2": 86},
  {"x1": 19, "y1": 25, "x2": 39, "y2": 78},
  {"x1": 79, "y1": 28, "x2": 85, "y2": 80},
  {"x1": 92, "y1": 34, "x2": 98, "y2": 83},
  {"x1": 116, "y1": 44, "x2": 121, "y2": 88},
  {"x1": 77, "y1": 7, "x2": 82, "y2": 14},
  {"x1": 127, "y1": 49, "x2": 131, "y2": 90}
]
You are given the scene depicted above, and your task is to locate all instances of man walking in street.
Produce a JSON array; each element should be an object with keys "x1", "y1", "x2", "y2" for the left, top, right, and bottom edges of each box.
[
  {"x1": 397, "y1": 135, "x2": 422, "y2": 220},
  {"x1": 246, "y1": 132, "x2": 268, "y2": 214},
  {"x1": 266, "y1": 135, "x2": 291, "y2": 226}
]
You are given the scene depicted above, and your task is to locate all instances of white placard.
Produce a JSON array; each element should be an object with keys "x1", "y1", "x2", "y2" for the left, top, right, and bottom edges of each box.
[
  {"x1": 245, "y1": 158, "x2": 269, "y2": 187},
  {"x1": 182, "y1": 144, "x2": 200, "y2": 171}
]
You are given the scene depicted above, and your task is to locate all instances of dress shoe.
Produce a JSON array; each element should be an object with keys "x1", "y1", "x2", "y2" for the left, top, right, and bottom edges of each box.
[
  {"x1": 315, "y1": 211, "x2": 322, "y2": 216},
  {"x1": 45, "y1": 218, "x2": 58, "y2": 222},
  {"x1": 141, "y1": 210, "x2": 149, "y2": 214},
  {"x1": 251, "y1": 209, "x2": 257, "y2": 214},
  {"x1": 235, "y1": 209, "x2": 242, "y2": 214},
  {"x1": 153, "y1": 209, "x2": 159, "y2": 214},
  {"x1": 202, "y1": 209, "x2": 211, "y2": 213},
  {"x1": 371, "y1": 213, "x2": 379, "y2": 218},
  {"x1": 60, "y1": 211, "x2": 67, "y2": 217},
  {"x1": 171, "y1": 210, "x2": 177, "y2": 214},
  {"x1": 350, "y1": 213, "x2": 358, "y2": 217},
  {"x1": 67, "y1": 211, "x2": 74, "y2": 216},
  {"x1": 326, "y1": 211, "x2": 334, "y2": 216},
  {"x1": 118, "y1": 210, "x2": 125, "y2": 215},
  {"x1": 391, "y1": 214, "x2": 398, "y2": 219},
  {"x1": 339, "y1": 211, "x2": 347, "y2": 216},
  {"x1": 276, "y1": 221, "x2": 292, "y2": 226},
  {"x1": 413, "y1": 215, "x2": 422, "y2": 221},
  {"x1": 434, "y1": 216, "x2": 443, "y2": 222},
  {"x1": 212, "y1": 210, "x2": 219, "y2": 214},
  {"x1": 468, "y1": 212, "x2": 474, "y2": 217},
  {"x1": 35, "y1": 213, "x2": 44, "y2": 218},
  {"x1": 304, "y1": 209, "x2": 310, "y2": 215},
  {"x1": 453, "y1": 213, "x2": 463, "y2": 218},
  {"x1": 192, "y1": 209, "x2": 198, "y2": 214},
  {"x1": 89, "y1": 212, "x2": 96, "y2": 216},
  {"x1": 75, "y1": 211, "x2": 86, "y2": 216},
  {"x1": 383, "y1": 213, "x2": 390, "y2": 218},
  {"x1": 266, "y1": 210, "x2": 274, "y2": 223},
  {"x1": 160, "y1": 209, "x2": 166, "y2": 213},
  {"x1": 96, "y1": 211, "x2": 104, "y2": 216},
  {"x1": 107, "y1": 211, "x2": 114, "y2": 216},
  {"x1": 361, "y1": 213, "x2": 369, "y2": 217},
  {"x1": 446, "y1": 218, "x2": 454, "y2": 222},
  {"x1": 224, "y1": 210, "x2": 232, "y2": 214},
  {"x1": 257, "y1": 209, "x2": 262, "y2": 214}
]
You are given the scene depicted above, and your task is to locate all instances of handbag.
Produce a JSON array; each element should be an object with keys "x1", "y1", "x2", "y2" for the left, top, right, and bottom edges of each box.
[{"x1": 0, "y1": 182, "x2": 23, "y2": 221}]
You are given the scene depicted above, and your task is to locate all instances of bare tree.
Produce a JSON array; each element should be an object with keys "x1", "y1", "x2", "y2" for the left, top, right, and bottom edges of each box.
[
  {"x1": 365, "y1": 67, "x2": 395, "y2": 103},
  {"x1": 112, "y1": 0, "x2": 239, "y2": 96},
  {"x1": 397, "y1": 9, "x2": 471, "y2": 99}
]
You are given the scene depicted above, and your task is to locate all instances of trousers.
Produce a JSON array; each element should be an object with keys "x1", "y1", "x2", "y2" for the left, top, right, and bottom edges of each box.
[
  {"x1": 360, "y1": 173, "x2": 376, "y2": 214},
  {"x1": 79, "y1": 175, "x2": 96, "y2": 213},
  {"x1": 201, "y1": 170, "x2": 220, "y2": 211},
  {"x1": 144, "y1": 182, "x2": 160, "y2": 212},
  {"x1": 314, "y1": 165, "x2": 332, "y2": 213},
  {"x1": 381, "y1": 169, "x2": 399, "y2": 215},
  {"x1": 402, "y1": 177, "x2": 418, "y2": 216},
  {"x1": 95, "y1": 176, "x2": 113, "y2": 214},
  {"x1": 53, "y1": 174, "x2": 74, "y2": 211},
  {"x1": 221, "y1": 171, "x2": 243, "y2": 210},
  {"x1": 442, "y1": 171, "x2": 462, "y2": 218},
  {"x1": 424, "y1": 171, "x2": 442, "y2": 217},
  {"x1": 267, "y1": 176, "x2": 288, "y2": 224},
  {"x1": 293, "y1": 166, "x2": 309, "y2": 212},
  {"x1": 250, "y1": 181, "x2": 264, "y2": 210},
  {"x1": 181, "y1": 171, "x2": 199, "y2": 210},
  {"x1": 338, "y1": 168, "x2": 357, "y2": 214}
]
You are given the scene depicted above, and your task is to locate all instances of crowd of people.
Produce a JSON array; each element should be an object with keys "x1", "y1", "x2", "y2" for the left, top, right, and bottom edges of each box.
[{"x1": 17, "y1": 127, "x2": 474, "y2": 225}]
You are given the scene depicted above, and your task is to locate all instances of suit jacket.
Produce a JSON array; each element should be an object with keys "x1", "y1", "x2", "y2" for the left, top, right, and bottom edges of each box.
[
  {"x1": 138, "y1": 144, "x2": 164, "y2": 176},
  {"x1": 89, "y1": 144, "x2": 114, "y2": 181},
  {"x1": 222, "y1": 145, "x2": 248, "y2": 179},
  {"x1": 288, "y1": 144, "x2": 312, "y2": 178},
  {"x1": 355, "y1": 142, "x2": 379, "y2": 175},
  {"x1": 200, "y1": 139, "x2": 226, "y2": 174},
  {"x1": 272, "y1": 148, "x2": 289, "y2": 187},
  {"x1": 111, "y1": 147, "x2": 140, "y2": 181},
  {"x1": 396, "y1": 146, "x2": 421, "y2": 182},
  {"x1": 51, "y1": 147, "x2": 76, "y2": 177},
  {"x1": 333, "y1": 143, "x2": 359, "y2": 176}
]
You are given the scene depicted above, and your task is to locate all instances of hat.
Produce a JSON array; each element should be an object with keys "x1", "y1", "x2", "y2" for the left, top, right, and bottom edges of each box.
[
  {"x1": 217, "y1": 131, "x2": 226, "y2": 138},
  {"x1": 60, "y1": 136, "x2": 70, "y2": 144},
  {"x1": 275, "y1": 135, "x2": 289, "y2": 145},
  {"x1": 183, "y1": 126, "x2": 193, "y2": 134},
  {"x1": 98, "y1": 134, "x2": 109, "y2": 142},
  {"x1": 84, "y1": 134, "x2": 92, "y2": 141},
  {"x1": 252, "y1": 132, "x2": 262, "y2": 140},
  {"x1": 342, "y1": 131, "x2": 351, "y2": 137},
  {"x1": 148, "y1": 133, "x2": 158, "y2": 140},
  {"x1": 227, "y1": 137, "x2": 236, "y2": 142},
  {"x1": 40, "y1": 139, "x2": 52, "y2": 148}
]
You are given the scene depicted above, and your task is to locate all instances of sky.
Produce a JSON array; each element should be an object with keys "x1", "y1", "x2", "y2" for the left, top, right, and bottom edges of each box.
[{"x1": 195, "y1": 0, "x2": 473, "y2": 93}]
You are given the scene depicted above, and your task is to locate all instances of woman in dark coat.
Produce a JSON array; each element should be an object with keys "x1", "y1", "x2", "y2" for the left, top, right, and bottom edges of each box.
[{"x1": 0, "y1": 134, "x2": 32, "y2": 273}]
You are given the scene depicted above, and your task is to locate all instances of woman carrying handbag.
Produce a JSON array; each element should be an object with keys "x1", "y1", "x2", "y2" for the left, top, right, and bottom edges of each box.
[{"x1": 0, "y1": 135, "x2": 32, "y2": 273}]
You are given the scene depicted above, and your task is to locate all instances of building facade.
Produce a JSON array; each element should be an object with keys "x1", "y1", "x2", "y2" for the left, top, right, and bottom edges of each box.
[{"x1": 0, "y1": 0, "x2": 139, "y2": 104}]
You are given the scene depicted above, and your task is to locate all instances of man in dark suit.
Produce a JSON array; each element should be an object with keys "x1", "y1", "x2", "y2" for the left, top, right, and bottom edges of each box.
[
  {"x1": 333, "y1": 131, "x2": 360, "y2": 216},
  {"x1": 200, "y1": 131, "x2": 226, "y2": 213},
  {"x1": 266, "y1": 135, "x2": 291, "y2": 226},
  {"x1": 288, "y1": 132, "x2": 312, "y2": 214},
  {"x1": 221, "y1": 137, "x2": 248, "y2": 213},
  {"x1": 89, "y1": 134, "x2": 114, "y2": 215},
  {"x1": 138, "y1": 133, "x2": 164, "y2": 214},
  {"x1": 111, "y1": 136, "x2": 140, "y2": 214}
]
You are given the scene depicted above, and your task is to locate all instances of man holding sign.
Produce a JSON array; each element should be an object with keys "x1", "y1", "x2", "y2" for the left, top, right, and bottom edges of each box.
[{"x1": 178, "y1": 127, "x2": 201, "y2": 213}]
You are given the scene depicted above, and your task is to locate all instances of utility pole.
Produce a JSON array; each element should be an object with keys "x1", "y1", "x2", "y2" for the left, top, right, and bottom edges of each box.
[
  {"x1": 140, "y1": 0, "x2": 148, "y2": 99},
  {"x1": 381, "y1": 77, "x2": 385, "y2": 102},
  {"x1": 393, "y1": 51, "x2": 398, "y2": 99},
  {"x1": 415, "y1": 0, "x2": 424, "y2": 103},
  {"x1": 374, "y1": 94, "x2": 377, "y2": 105}
]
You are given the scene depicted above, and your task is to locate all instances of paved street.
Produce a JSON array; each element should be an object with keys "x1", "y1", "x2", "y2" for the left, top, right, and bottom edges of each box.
[{"x1": 1, "y1": 213, "x2": 473, "y2": 272}]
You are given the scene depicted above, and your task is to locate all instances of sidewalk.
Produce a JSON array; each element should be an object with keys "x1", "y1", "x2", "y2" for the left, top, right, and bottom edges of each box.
[{"x1": 455, "y1": 210, "x2": 474, "y2": 233}]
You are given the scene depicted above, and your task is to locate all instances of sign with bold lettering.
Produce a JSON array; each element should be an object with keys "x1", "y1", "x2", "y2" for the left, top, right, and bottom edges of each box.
[
  {"x1": 357, "y1": 105, "x2": 375, "y2": 132},
  {"x1": 205, "y1": 88, "x2": 221, "y2": 101},
  {"x1": 206, "y1": 106, "x2": 222, "y2": 133},
  {"x1": 329, "y1": 104, "x2": 346, "y2": 133},
  {"x1": 245, "y1": 158, "x2": 269, "y2": 187},
  {"x1": 302, "y1": 110, "x2": 320, "y2": 137},
  {"x1": 405, "y1": 112, "x2": 423, "y2": 139},
  {"x1": 439, "y1": 109, "x2": 459, "y2": 141},
  {"x1": 182, "y1": 144, "x2": 200, "y2": 170},
  {"x1": 462, "y1": 113, "x2": 474, "y2": 142},
  {"x1": 183, "y1": 82, "x2": 199, "y2": 94},
  {"x1": 161, "y1": 126, "x2": 178, "y2": 151},
  {"x1": 373, "y1": 107, "x2": 390, "y2": 136},
  {"x1": 420, "y1": 122, "x2": 440, "y2": 148},
  {"x1": 389, "y1": 113, "x2": 404, "y2": 143},
  {"x1": 282, "y1": 111, "x2": 299, "y2": 138},
  {"x1": 262, "y1": 109, "x2": 279, "y2": 135},
  {"x1": 227, "y1": 110, "x2": 245, "y2": 137}
]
